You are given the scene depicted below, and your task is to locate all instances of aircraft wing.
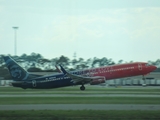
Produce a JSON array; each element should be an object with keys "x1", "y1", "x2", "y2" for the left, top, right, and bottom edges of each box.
[{"x1": 59, "y1": 65, "x2": 105, "y2": 84}]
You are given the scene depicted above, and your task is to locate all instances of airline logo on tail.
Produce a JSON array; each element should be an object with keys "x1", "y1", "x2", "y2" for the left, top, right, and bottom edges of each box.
[
  {"x1": 9, "y1": 64, "x2": 22, "y2": 79},
  {"x1": 3, "y1": 56, "x2": 29, "y2": 81}
]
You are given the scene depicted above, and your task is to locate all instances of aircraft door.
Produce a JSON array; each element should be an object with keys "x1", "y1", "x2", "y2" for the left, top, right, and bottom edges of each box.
[
  {"x1": 138, "y1": 64, "x2": 142, "y2": 70},
  {"x1": 32, "y1": 80, "x2": 36, "y2": 87}
]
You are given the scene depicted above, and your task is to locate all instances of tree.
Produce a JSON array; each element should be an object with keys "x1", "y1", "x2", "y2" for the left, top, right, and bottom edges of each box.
[
  {"x1": 19, "y1": 53, "x2": 44, "y2": 69},
  {"x1": 56, "y1": 55, "x2": 70, "y2": 69},
  {"x1": 98, "y1": 57, "x2": 115, "y2": 66},
  {"x1": 75, "y1": 58, "x2": 89, "y2": 70},
  {"x1": 118, "y1": 60, "x2": 123, "y2": 64},
  {"x1": 0, "y1": 55, "x2": 4, "y2": 67},
  {"x1": 71, "y1": 59, "x2": 78, "y2": 69},
  {"x1": 92, "y1": 57, "x2": 100, "y2": 68}
]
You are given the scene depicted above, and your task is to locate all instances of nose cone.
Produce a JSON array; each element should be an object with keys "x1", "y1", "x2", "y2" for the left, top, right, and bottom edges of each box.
[{"x1": 151, "y1": 65, "x2": 157, "y2": 71}]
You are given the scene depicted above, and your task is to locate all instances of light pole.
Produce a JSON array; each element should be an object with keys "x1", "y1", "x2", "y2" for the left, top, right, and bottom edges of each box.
[{"x1": 12, "y1": 27, "x2": 19, "y2": 55}]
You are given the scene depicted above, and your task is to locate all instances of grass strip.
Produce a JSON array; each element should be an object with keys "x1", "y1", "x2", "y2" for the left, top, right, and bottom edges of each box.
[
  {"x1": 1, "y1": 86, "x2": 160, "y2": 93},
  {"x1": 0, "y1": 97, "x2": 160, "y2": 104},
  {"x1": 0, "y1": 110, "x2": 160, "y2": 120}
]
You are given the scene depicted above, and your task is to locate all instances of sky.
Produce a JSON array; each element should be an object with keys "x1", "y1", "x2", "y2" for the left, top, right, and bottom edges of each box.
[{"x1": 1, "y1": 0, "x2": 160, "y2": 63}]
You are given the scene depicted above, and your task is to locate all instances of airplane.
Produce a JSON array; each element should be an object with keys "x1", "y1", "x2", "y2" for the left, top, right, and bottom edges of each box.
[{"x1": 2, "y1": 56, "x2": 157, "y2": 90}]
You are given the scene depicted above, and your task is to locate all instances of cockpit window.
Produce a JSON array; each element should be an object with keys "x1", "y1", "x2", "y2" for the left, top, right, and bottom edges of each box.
[{"x1": 145, "y1": 63, "x2": 151, "y2": 66}]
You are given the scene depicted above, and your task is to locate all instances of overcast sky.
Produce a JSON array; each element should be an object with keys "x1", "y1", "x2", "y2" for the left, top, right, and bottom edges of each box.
[{"x1": 1, "y1": 0, "x2": 160, "y2": 62}]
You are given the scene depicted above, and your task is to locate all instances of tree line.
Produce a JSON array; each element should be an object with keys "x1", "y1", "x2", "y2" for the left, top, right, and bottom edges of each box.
[{"x1": 0, "y1": 53, "x2": 159, "y2": 79}]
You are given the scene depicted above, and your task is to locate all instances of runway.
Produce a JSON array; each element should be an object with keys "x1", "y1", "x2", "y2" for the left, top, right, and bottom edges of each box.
[{"x1": 1, "y1": 104, "x2": 160, "y2": 110}]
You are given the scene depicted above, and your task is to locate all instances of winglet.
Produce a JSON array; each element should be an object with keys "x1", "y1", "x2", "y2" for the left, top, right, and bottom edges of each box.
[
  {"x1": 59, "y1": 65, "x2": 67, "y2": 75},
  {"x1": 55, "y1": 65, "x2": 62, "y2": 73}
]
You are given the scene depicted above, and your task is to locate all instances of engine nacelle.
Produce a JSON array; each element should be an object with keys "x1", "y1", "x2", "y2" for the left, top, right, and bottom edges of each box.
[{"x1": 90, "y1": 79, "x2": 105, "y2": 85}]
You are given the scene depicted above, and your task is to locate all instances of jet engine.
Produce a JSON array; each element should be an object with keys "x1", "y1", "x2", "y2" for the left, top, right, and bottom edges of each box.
[{"x1": 90, "y1": 79, "x2": 105, "y2": 85}]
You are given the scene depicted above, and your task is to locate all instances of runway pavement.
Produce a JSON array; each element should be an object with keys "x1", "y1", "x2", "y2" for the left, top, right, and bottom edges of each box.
[{"x1": 1, "y1": 104, "x2": 160, "y2": 110}]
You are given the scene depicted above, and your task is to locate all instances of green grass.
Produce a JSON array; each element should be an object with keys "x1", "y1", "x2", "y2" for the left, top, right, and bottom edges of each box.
[
  {"x1": 0, "y1": 110, "x2": 160, "y2": 120},
  {"x1": 0, "y1": 86, "x2": 160, "y2": 94},
  {"x1": 0, "y1": 97, "x2": 160, "y2": 104},
  {"x1": 0, "y1": 87, "x2": 160, "y2": 119},
  {"x1": 0, "y1": 86, "x2": 160, "y2": 104}
]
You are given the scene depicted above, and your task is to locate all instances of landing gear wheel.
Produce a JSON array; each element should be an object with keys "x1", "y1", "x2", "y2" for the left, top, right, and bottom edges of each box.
[
  {"x1": 80, "y1": 85, "x2": 85, "y2": 91},
  {"x1": 142, "y1": 75, "x2": 147, "y2": 87}
]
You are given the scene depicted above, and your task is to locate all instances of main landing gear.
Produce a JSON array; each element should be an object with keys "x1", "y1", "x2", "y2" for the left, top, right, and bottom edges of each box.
[
  {"x1": 142, "y1": 75, "x2": 145, "y2": 80},
  {"x1": 80, "y1": 84, "x2": 85, "y2": 91},
  {"x1": 142, "y1": 75, "x2": 147, "y2": 87}
]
